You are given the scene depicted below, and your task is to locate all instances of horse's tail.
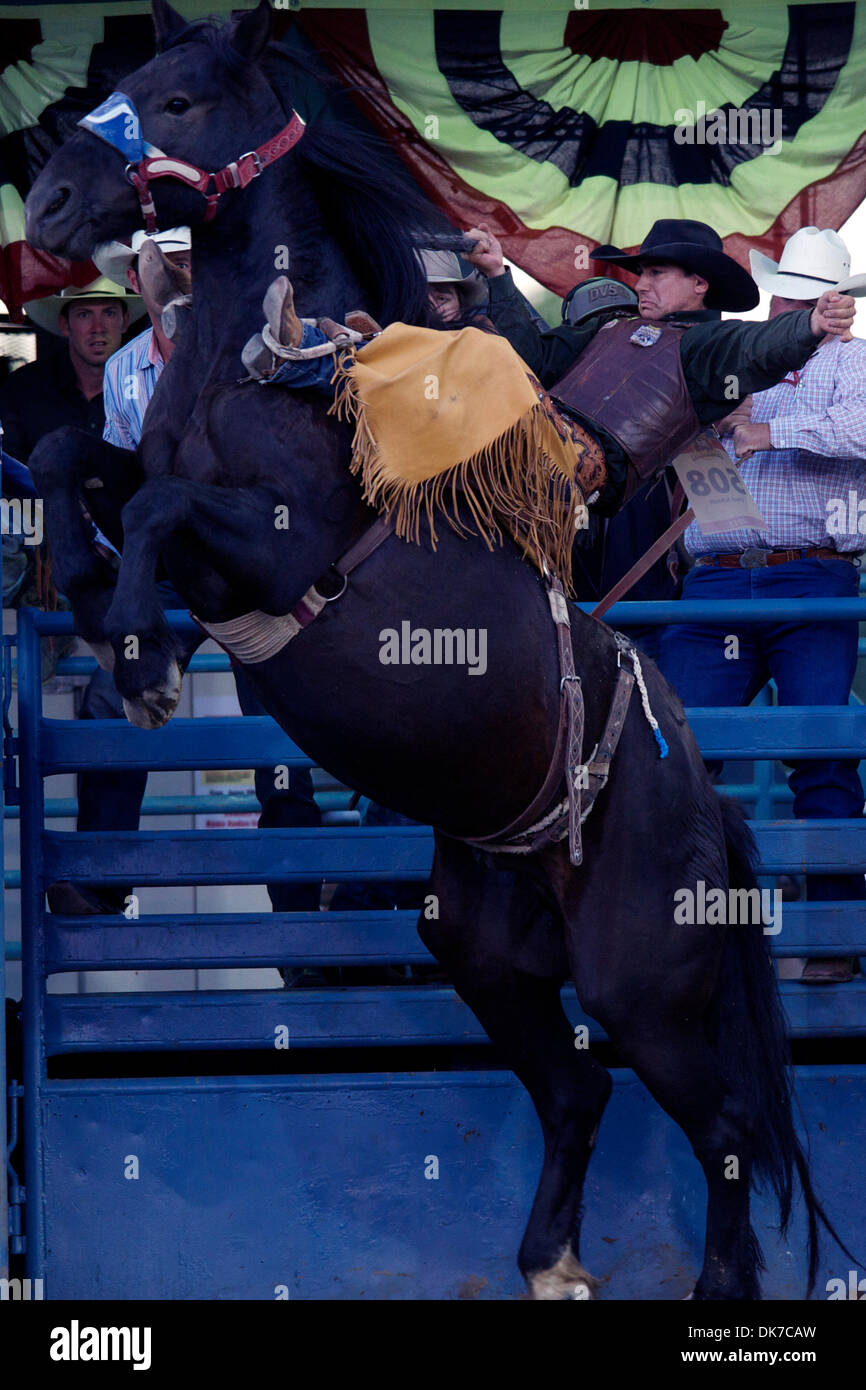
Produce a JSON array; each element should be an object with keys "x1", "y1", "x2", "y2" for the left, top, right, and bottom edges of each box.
[{"x1": 710, "y1": 794, "x2": 858, "y2": 1296}]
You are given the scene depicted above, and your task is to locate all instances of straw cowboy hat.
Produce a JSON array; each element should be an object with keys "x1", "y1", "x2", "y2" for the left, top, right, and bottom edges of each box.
[
  {"x1": 749, "y1": 227, "x2": 866, "y2": 301},
  {"x1": 93, "y1": 227, "x2": 192, "y2": 288},
  {"x1": 419, "y1": 249, "x2": 488, "y2": 308},
  {"x1": 24, "y1": 276, "x2": 145, "y2": 335},
  {"x1": 593, "y1": 218, "x2": 759, "y2": 312}
]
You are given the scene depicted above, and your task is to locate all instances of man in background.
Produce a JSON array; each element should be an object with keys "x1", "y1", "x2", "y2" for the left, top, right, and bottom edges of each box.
[
  {"x1": 0, "y1": 278, "x2": 143, "y2": 462},
  {"x1": 658, "y1": 228, "x2": 866, "y2": 983}
]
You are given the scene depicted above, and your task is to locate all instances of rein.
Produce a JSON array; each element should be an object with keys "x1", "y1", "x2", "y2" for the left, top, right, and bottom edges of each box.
[{"x1": 78, "y1": 91, "x2": 306, "y2": 234}]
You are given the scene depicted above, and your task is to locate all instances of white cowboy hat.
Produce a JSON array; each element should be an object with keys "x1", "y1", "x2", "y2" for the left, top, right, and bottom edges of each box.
[
  {"x1": 24, "y1": 276, "x2": 146, "y2": 336},
  {"x1": 92, "y1": 227, "x2": 192, "y2": 288},
  {"x1": 749, "y1": 227, "x2": 866, "y2": 301},
  {"x1": 419, "y1": 249, "x2": 488, "y2": 309}
]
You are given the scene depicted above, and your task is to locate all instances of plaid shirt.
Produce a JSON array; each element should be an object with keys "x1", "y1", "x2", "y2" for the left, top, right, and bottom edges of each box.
[
  {"x1": 103, "y1": 327, "x2": 163, "y2": 450},
  {"x1": 685, "y1": 335, "x2": 866, "y2": 555}
]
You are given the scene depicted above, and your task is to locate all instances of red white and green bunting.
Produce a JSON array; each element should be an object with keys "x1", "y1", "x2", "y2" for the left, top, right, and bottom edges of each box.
[
  {"x1": 2, "y1": 1, "x2": 865, "y2": 315},
  {"x1": 298, "y1": 2, "x2": 866, "y2": 295}
]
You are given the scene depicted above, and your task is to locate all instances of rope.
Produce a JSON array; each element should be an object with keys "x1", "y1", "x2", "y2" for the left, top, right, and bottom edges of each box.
[{"x1": 615, "y1": 632, "x2": 668, "y2": 759}]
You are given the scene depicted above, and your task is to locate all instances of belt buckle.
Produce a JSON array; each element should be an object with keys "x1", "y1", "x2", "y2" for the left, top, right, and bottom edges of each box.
[{"x1": 739, "y1": 548, "x2": 767, "y2": 568}]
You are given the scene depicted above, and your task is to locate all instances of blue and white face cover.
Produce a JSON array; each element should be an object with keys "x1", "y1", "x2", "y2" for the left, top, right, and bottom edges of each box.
[{"x1": 78, "y1": 91, "x2": 164, "y2": 163}]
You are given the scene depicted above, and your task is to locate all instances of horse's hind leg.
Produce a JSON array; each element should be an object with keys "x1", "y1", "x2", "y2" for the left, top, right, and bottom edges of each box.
[
  {"x1": 549, "y1": 847, "x2": 760, "y2": 1300},
  {"x1": 423, "y1": 836, "x2": 612, "y2": 1299}
]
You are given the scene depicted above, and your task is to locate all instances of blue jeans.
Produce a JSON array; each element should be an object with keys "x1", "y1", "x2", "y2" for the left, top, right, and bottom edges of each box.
[
  {"x1": 657, "y1": 557, "x2": 865, "y2": 905},
  {"x1": 263, "y1": 324, "x2": 335, "y2": 393}
]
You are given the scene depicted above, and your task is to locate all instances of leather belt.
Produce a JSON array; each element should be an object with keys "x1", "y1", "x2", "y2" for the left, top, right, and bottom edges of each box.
[{"x1": 694, "y1": 547, "x2": 859, "y2": 569}]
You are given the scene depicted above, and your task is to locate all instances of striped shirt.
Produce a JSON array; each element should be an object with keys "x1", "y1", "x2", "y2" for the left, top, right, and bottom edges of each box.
[
  {"x1": 685, "y1": 335, "x2": 866, "y2": 555},
  {"x1": 103, "y1": 326, "x2": 163, "y2": 450}
]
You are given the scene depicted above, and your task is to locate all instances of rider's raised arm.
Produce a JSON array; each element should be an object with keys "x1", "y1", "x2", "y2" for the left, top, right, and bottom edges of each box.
[
  {"x1": 486, "y1": 267, "x2": 597, "y2": 385},
  {"x1": 679, "y1": 309, "x2": 823, "y2": 420}
]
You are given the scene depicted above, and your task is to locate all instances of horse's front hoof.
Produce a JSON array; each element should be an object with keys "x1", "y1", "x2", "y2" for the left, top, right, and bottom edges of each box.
[{"x1": 121, "y1": 661, "x2": 182, "y2": 729}]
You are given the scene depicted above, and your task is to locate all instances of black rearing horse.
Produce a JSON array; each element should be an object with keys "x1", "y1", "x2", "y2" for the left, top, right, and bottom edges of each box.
[{"x1": 24, "y1": 0, "x2": 848, "y2": 1298}]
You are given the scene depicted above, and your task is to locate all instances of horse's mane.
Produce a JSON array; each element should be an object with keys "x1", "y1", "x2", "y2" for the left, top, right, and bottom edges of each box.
[{"x1": 162, "y1": 17, "x2": 453, "y2": 325}]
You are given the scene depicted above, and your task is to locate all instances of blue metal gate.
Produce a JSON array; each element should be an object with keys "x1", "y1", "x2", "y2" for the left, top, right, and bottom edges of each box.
[{"x1": 5, "y1": 602, "x2": 866, "y2": 1299}]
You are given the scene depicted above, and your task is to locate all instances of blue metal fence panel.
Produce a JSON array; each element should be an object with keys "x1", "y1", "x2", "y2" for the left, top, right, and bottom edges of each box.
[
  {"x1": 38, "y1": 1067, "x2": 866, "y2": 1301},
  {"x1": 9, "y1": 602, "x2": 866, "y2": 1297}
]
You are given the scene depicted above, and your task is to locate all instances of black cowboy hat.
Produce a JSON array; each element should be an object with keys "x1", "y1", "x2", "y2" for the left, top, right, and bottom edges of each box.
[{"x1": 593, "y1": 219, "x2": 759, "y2": 312}]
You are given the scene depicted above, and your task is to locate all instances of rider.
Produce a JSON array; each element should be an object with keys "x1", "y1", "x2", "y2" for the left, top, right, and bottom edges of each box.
[
  {"x1": 240, "y1": 248, "x2": 491, "y2": 384},
  {"x1": 464, "y1": 217, "x2": 858, "y2": 514},
  {"x1": 242, "y1": 218, "x2": 855, "y2": 527}
]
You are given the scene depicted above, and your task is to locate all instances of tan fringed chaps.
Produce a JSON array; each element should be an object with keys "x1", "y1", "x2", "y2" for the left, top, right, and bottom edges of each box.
[{"x1": 328, "y1": 323, "x2": 606, "y2": 594}]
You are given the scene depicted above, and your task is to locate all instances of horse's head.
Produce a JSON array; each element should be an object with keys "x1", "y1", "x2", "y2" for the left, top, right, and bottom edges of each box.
[{"x1": 26, "y1": 0, "x2": 284, "y2": 260}]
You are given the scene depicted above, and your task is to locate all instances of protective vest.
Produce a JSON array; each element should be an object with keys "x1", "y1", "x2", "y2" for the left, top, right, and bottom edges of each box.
[{"x1": 550, "y1": 316, "x2": 701, "y2": 499}]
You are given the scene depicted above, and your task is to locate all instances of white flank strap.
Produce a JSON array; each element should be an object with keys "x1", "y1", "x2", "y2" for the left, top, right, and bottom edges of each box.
[{"x1": 193, "y1": 588, "x2": 328, "y2": 663}]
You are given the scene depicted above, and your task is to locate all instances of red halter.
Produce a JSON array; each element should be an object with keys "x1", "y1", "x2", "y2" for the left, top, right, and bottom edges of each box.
[{"x1": 125, "y1": 110, "x2": 307, "y2": 233}]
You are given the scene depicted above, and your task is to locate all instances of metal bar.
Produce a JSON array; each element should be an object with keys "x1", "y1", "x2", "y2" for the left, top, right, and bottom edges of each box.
[
  {"x1": 582, "y1": 599, "x2": 866, "y2": 625},
  {"x1": 22, "y1": 598, "x2": 866, "y2": 634},
  {"x1": 41, "y1": 642, "x2": 866, "y2": 666},
  {"x1": 4, "y1": 780, "x2": 795, "y2": 828},
  {"x1": 43, "y1": 825, "x2": 436, "y2": 886},
  {"x1": 0, "y1": 639, "x2": 6, "y2": 1280},
  {"x1": 42, "y1": 910, "x2": 429, "y2": 972},
  {"x1": 36, "y1": 902, "x2": 866, "y2": 973},
  {"x1": 38, "y1": 716, "x2": 311, "y2": 773},
  {"x1": 16, "y1": 609, "x2": 47, "y2": 1282},
  {"x1": 752, "y1": 687, "x2": 776, "y2": 823},
  {"x1": 52, "y1": 653, "x2": 230, "y2": 677},
  {"x1": 41, "y1": 979, "x2": 866, "y2": 1055},
  {"x1": 34, "y1": 707, "x2": 866, "y2": 773},
  {"x1": 4, "y1": 790, "x2": 354, "y2": 819},
  {"x1": 28, "y1": 610, "x2": 201, "y2": 637},
  {"x1": 34, "y1": 819, "x2": 866, "y2": 888},
  {"x1": 36, "y1": 1061, "x2": 866, "y2": 1100}
]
